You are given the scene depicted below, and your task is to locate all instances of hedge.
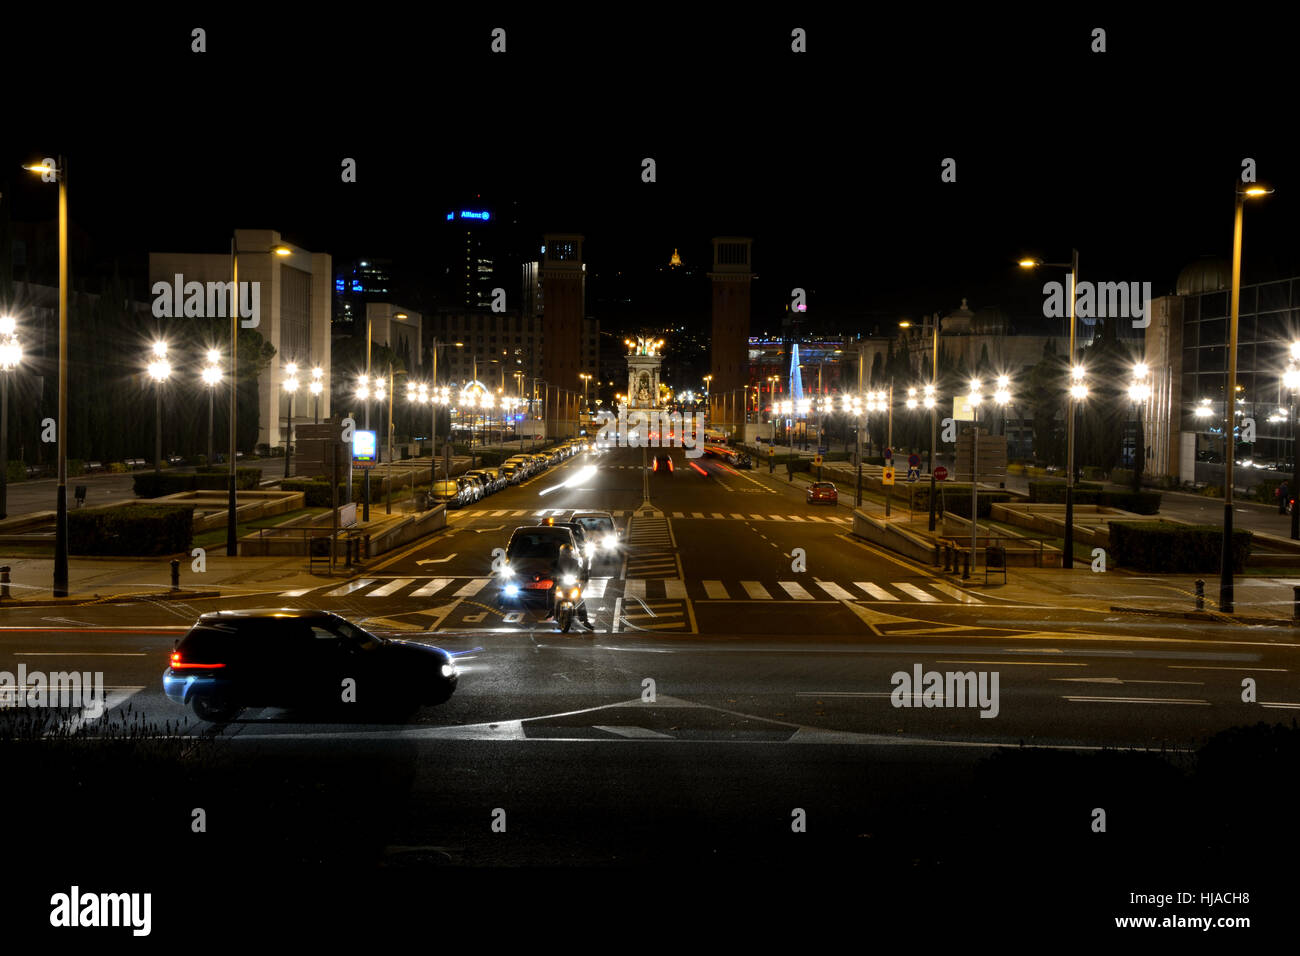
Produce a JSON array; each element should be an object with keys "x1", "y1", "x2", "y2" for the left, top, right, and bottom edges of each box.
[
  {"x1": 1108, "y1": 522, "x2": 1251, "y2": 573},
  {"x1": 1252, "y1": 478, "x2": 1288, "y2": 504},
  {"x1": 936, "y1": 490, "x2": 1013, "y2": 519},
  {"x1": 280, "y1": 479, "x2": 365, "y2": 508},
  {"x1": 69, "y1": 504, "x2": 194, "y2": 556},
  {"x1": 1101, "y1": 491, "x2": 1162, "y2": 514},
  {"x1": 1028, "y1": 481, "x2": 1103, "y2": 503},
  {"x1": 134, "y1": 469, "x2": 261, "y2": 498}
]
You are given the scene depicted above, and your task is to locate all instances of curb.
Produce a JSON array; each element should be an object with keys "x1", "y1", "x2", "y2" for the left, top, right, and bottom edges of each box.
[
  {"x1": 0, "y1": 590, "x2": 222, "y2": 608},
  {"x1": 1109, "y1": 605, "x2": 1300, "y2": 627}
]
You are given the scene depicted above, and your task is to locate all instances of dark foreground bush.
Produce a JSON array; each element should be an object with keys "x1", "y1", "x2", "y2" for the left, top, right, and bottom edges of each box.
[
  {"x1": 69, "y1": 503, "x2": 193, "y2": 555},
  {"x1": 1109, "y1": 521, "x2": 1251, "y2": 572}
]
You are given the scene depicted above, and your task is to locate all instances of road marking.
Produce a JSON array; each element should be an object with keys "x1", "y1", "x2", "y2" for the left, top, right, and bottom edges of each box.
[
  {"x1": 490, "y1": 510, "x2": 509, "y2": 516},
  {"x1": 625, "y1": 579, "x2": 646, "y2": 600},
  {"x1": 691, "y1": 512, "x2": 705, "y2": 518},
  {"x1": 895, "y1": 583, "x2": 938, "y2": 602},
  {"x1": 279, "y1": 588, "x2": 314, "y2": 597},
  {"x1": 935, "y1": 659, "x2": 1086, "y2": 667},
  {"x1": 612, "y1": 597, "x2": 623, "y2": 632},
  {"x1": 929, "y1": 581, "x2": 983, "y2": 604},
  {"x1": 766, "y1": 514, "x2": 784, "y2": 521},
  {"x1": 855, "y1": 582, "x2": 897, "y2": 601},
  {"x1": 1168, "y1": 665, "x2": 1288, "y2": 671},
  {"x1": 584, "y1": 578, "x2": 609, "y2": 598},
  {"x1": 672, "y1": 512, "x2": 684, "y2": 518},
  {"x1": 1063, "y1": 696, "x2": 1209, "y2": 705},
  {"x1": 815, "y1": 580, "x2": 855, "y2": 600},
  {"x1": 411, "y1": 578, "x2": 456, "y2": 597},
  {"x1": 416, "y1": 554, "x2": 458, "y2": 564},
  {"x1": 324, "y1": 579, "x2": 374, "y2": 597},
  {"x1": 664, "y1": 580, "x2": 687, "y2": 599},
  {"x1": 368, "y1": 578, "x2": 415, "y2": 597},
  {"x1": 730, "y1": 513, "x2": 745, "y2": 519},
  {"x1": 453, "y1": 578, "x2": 490, "y2": 597},
  {"x1": 703, "y1": 580, "x2": 729, "y2": 599},
  {"x1": 593, "y1": 725, "x2": 675, "y2": 739},
  {"x1": 779, "y1": 581, "x2": 814, "y2": 600},
  {"x1": 741, "y1": 581, "x2": 772, "y2": 600},
  {"x1": 750, "y1": 514, "x2": 764, "y2": 519}
]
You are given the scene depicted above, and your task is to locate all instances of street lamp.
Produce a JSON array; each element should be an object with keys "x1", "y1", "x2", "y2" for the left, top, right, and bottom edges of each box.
[
  {"x1": 282, "y1": 362, "x2": 299, "y2": 479},
  {"x1": 1221, "y1": 182, "x2": 1273, "y2": 613},
  {"x1": 22, "y1": 157, "x2": 70, "y2": 594},
  {"x1": 147, "y1": 341, "x2": 171, "y2": 475},
  {"x1": 1127, "y1": 363, "x2": 1151, "y2": 494},
  {"x1": 1020, "y1": 249, "x2": 1080, "y2": 567},
  {"x1": 1285, "y1": 342, "x2": 1300, "y2": 539},
  {"x1": 201, "y1": 349, "x2": 223, "y2": 468},
  {"x1": 310, "y1": 366, "x2": 324, "y2": 425},
  {"x1": 0, "y1": 316, "x2": 22, "y2": 520}
]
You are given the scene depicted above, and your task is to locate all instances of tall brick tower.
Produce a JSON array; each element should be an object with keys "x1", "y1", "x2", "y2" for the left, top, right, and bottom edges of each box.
[
  {"x1": 709, "y1": 236, "x2": 753, "y2": 434},
  {"x1": 540, "y1": 234, "x2": 584, "y2": 437}
]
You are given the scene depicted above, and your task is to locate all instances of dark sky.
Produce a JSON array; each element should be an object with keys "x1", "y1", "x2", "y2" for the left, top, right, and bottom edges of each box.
[{"x1": 7, "y1": 10, "x2": 1300, "y2": 331}]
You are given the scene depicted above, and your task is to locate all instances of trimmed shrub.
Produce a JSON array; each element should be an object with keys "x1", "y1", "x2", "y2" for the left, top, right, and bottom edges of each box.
[
  {"x1": 1082, "y1": 466, "x2": 1108, "y2": 481},
  {"x1": 68, "y1": 459, "x2": 85, "y2": 478},
  {"x1": 1252, "y1": 478, "x2": 1287, "y2": 504},
  {"x1": 5, "y1": 461, "x2": 24, "y2": 483},
  {"x1": 135, "y1": 469, "x2": 260, "y2": 497},
  {"x1": 280, "y1": 479, "x2": 367, "y2": 507},
  {"x1": 1027, "y1": 480, "x2": 1103, "y2": 503},
  {"x1": 1110, "y1": 467, "x2": 1133, "y2": 486},
  {"x1": 69, "y1": 504, "x2": 194, "y2": 556},
  {"x1": 1108, "y1": 522, "x2": 1251, "y2": 573},
  {"x1": 1200, "y1": 485, "x2": 1223, "y2": 498},
  {"x1": 930, "y1": 489, "x2": 1013, "y2": 519},
  {"x1": 1099, "y1": 490, "x2": 1162, "y2": 514}
]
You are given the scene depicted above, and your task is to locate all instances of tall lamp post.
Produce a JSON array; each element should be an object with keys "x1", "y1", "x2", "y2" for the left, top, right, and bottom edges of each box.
[
  {"x1": 310, "y1": 366, "x2": 324, "y2": 425},
  {"x1": 1221, "y1": 183, "x2": 1273, "y2": 613},
  {"x1": 0, "y1": 316, "x2": 22, "y2": 521},
  {"x1": 22, "y1": 157, "x2": 70, "y2": 594},
  {"x1": 201, "y1": 349, "x2": 223, "y2": 467},
  {"x1": 282, "y1": 363, "x2": 299, "y2": 479},
  {"x1": 1019, "y1": 250, "x2": 1080, "y2": 567},
  {"x1": 1128, "y1": 363, "x2": 1150, "y2": 494},
  {"x1": 147, "y1": 342, "x2": 171, "y2": 474},
  {"x1": 1285, "y1": 343, "x2": 1300, "y2": 540}
]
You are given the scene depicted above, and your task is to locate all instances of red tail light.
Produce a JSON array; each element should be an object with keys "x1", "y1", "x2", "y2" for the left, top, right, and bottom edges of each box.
[{"x1": 169, "y1": 651, "x2": 224, "y2": 669}]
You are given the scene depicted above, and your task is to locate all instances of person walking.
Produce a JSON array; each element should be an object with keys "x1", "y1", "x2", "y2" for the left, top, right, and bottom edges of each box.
[{"x1": 1279, "y1": 480, "x2": 1290, "y2": 514}]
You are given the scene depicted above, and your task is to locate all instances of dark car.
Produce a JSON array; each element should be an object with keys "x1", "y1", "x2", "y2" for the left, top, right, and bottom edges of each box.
[
  {"x1": 497, "y1": 525, "x2": 587, "y2": 612},
  {"x1": 162, "y1": 609, "x2": 458, "y2": 722},
  {"x1": 727, "y1": 451, "x2": 752, "y2": 469},
  {"x1": 652, "y1": 453, "x2": 674, "y2": 474}
]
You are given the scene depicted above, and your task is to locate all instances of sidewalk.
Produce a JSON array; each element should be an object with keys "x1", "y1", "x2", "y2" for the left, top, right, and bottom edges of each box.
[{"x1": 0, "y1": 553, "x2": 357, "y2": 607}]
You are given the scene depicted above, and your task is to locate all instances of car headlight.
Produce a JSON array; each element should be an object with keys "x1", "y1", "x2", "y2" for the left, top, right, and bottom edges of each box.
[
  {"x1": 504, "y1": 583, "x2": 519, "y2": 597},
  {"x1": 440, "y1": 663, "x2": 457, "y2": 678},
  {"x1": 603, "y1": 534, "x2": 617, "y2": 549},
  {"x1": 569, "y1": 587, "x2": 581, "y2": 600},
  {"x1": 562, "y1": 573, "x2": 577, "y2": 586},
  {"x1": 584, "y1": 542, "x2": 596, "y2": 557}
]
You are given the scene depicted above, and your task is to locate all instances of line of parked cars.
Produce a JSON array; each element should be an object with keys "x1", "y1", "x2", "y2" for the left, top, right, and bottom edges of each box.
[{"x1": 430, "y1": 441, "x2": 591, "y2": 509}]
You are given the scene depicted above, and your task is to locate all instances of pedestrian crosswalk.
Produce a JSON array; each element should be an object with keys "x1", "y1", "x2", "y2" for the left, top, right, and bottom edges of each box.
[
  {"x1": 471, "y1": 509, "x2": 639, "y2": 519},
  {"x1": 283, "y1": 575, "x2": 975, "y2": 604},
  {"x1": 669, "y1": 512, "x2": 851, "y2": 524}
]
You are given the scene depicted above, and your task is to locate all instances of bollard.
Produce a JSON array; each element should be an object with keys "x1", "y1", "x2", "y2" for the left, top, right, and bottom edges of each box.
[
  {"x1": 1195, "y1": 579, "x2": 1204, "y2": 611},
  {"x1": 170, "y1": 559, "x2": 180, "y2": 591},
  {"x1": 961, "y1": 550, "x2": 970, "y2": 581},
  {"x1": 0, "y1": 566, "x2": 9, "y2": 600}
]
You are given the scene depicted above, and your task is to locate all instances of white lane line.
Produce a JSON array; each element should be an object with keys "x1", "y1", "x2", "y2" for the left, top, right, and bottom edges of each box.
[
  {"x1": 624, "y1": 579, "x2": 646, "y2": 600},
  {"x1": 368, "y1": 578, "x2": 415, "y2": 597},
  {"x1": 1168, "y1": 665, "x2": 1288, "y2": 671},
  {"x1": 929, "y1": 581, "x2": 983, "y2": 604},
  {"x1": 664, "y1": 580, "x2": 687, "y2": 599},
  {"x1": 742, "y1": 581, "x2": 772, "y2": 600},
  {"x1": 1063, "y1": 696, "x2": 1209, "y2": 705},
  {"x1": 593, "y1": 725, "x2": 675, "y2": 739},
  {"x1": 1261, "y1": 702, "x2": 1300, "y2": 709},
  {"x1": 936, "y1": 660, "x2": 1086, "y2": 667},
  {"x1": 453, "y1": 578, "x2": 490, "y2": 597},
  {"x1": 895, "y1": 583, "x2": 938, "y2": 602},
  {"x1": 612, "y1": 597, "x2": 623, "y2": 633},
  {"x1": 855, "y1": 582, "x2": 898, "y2": 601},
  {"x1": 815, "y1": 580, "x2": 856, "y2": 600},
  {"x1": 703, "y1": 580, "x2": 730, "y2": 599},
  {"x1": 779, "y1": 581, "x2": 814, "y2": 600},
  {"x1": 411, "y1": 578, "x2": 456, "y2": 597},
  {"x1": 324, "y1": 579, "x2": 374, "y2": 597}
]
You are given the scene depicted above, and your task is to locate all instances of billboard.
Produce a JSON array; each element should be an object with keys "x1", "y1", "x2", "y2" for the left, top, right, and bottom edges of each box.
[{"x1": 352, "y1": 430, "x2": 377, "y2": 466}]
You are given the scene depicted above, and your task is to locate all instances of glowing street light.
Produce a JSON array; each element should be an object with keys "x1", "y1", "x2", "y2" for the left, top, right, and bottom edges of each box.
[
  {"x1": 0, "y1": 316, "x2": 23, "y2": 519},
  {"x1": 200, "y1": 350, "x2": 223, "y2": 467},
  {"x1": 282, "y1": 362, "x2": 300, "y2": 479},
  {"x1": 147, "y1": 341, "x2": 172, "y2": 475}
]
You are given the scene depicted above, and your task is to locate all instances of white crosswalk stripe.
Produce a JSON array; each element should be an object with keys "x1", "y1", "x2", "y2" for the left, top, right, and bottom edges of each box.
[
  {"x1": 323, "y1": 579, "x2": 374, "y2": 597},
  {"x1": 625, "y1": 579, "x2": 646, "y2": 599},
  {"x1": 855, "y1": 582, "x2": 897, "y2": 600},
  {"x1": 584, "y1": 578, "x2": 609, "y2": 598},
  {"x1": 453, "y1": 578, "x2": 491, "y2": 597},
  {"x1": 411, "y1": 577, "x2": 456, "y2": 597},
  {"x1": 779, "y1": 581, "x2": 815, "y2": 599},
  {"x1": 815, "y1": 580, "x2": 855, "y2": 600},
  {"x1": 703, "y1": 580, "x2": 729, "y2": 599},
  {"x1": 664, "y1": 579, "x2": 687, "y2": 599},
  {"x1": 895, "y1": 583, "x2": 938, "y2": 602},
  {"x1": 929, "y1": 581, "x2": 983, "y2": 604},
  {"x1": 368, "y1": 578, "x2": 415, "y2": 597},
  {"x1": 741, "y1": 581, "x2": 771, "y2": 599}
]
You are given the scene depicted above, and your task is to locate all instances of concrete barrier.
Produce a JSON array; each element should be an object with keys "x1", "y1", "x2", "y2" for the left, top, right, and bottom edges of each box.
[{"x1": 851, "y1": 509, "x2": 939, "y2": 565}]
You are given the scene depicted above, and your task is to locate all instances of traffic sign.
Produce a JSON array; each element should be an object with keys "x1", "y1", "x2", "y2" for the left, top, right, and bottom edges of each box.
[
  {"x1": 906, "y1": 467, "x2": 920, "y2": 482},
  {"x1": 934, "y1": 465, "x2": 949, "y2": 481},
  {"x1": 818, "y1": 445, "x2": 828, "y2": 454},
  {"x1": 882, "y1": 466, "x2": 895, "y2": 485},
  {"x1": 768, "y1": 445, "x2": 775, "y2": 456},
  {"x1": 908, "y1": 453, "x2": 920, "y2": 469},
  {"x1": 884, "y1": 447, "x2": 893, "y2": 460},
  {"x1": 813, "y1": 454, "x2": 823, "y2": 467}
]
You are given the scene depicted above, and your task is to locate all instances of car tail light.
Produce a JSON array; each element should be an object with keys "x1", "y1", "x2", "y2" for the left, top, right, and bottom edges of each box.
[{"x1": 169, "y1": 651, "x2": 224, "y2": 669}]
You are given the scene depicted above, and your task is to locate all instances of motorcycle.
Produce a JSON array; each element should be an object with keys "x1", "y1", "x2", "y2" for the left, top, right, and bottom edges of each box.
[{"x1": 552, "y1": 583, "x2": 583, "y2": 632}]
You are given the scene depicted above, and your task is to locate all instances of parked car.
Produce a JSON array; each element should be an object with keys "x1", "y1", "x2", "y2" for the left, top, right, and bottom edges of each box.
[
  {"x1": 163, "y1": 609, "x2": 458, "y2": 722},
  {"x1": 431, "y1": 478, "x2": 468, "y2": 508},
  {"x1": 457, "y1": 475, "x2": 482, "y2": 502}
]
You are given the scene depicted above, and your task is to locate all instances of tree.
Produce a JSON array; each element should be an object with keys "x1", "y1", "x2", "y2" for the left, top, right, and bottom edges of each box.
[{"x1": 1026, "y1": 339, "x2": 1065, "y2": 465}]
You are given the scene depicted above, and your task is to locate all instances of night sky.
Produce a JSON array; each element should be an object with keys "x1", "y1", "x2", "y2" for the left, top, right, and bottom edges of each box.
[{"x1": 7, "y1": 10, "x2": 1300, "y2": 333}]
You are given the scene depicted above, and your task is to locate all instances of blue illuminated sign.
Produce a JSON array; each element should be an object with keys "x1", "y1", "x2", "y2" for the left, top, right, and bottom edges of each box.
[
  {"x1": 446, "y1": 212, "x2": 454, "y2": 220},
  {"x1": 335, "y1": 279, "x2": 344, "y2": 293},
  {"x1": 351, "y1": 280, "x2": 362, "y2": 292},
  {"x1": 459, "y1": 210, "x2": 490, "y2": 221},
  {"x1": 352, "y1": 430, "x2": 377, "y2": 464}
]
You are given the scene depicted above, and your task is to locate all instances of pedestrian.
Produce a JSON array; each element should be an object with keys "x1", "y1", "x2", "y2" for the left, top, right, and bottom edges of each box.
[
  {"x1": 787, "y1": 461, "x2": 794, "y2": 483},
  {"x1": 1279, "y1": 480, "x2": 1289, "y2": 514}
]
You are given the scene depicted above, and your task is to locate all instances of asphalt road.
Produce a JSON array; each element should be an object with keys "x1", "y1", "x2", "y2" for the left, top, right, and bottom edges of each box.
[{"x1": 2, "y1": 444, "x2": 1294, "y2": 934}]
